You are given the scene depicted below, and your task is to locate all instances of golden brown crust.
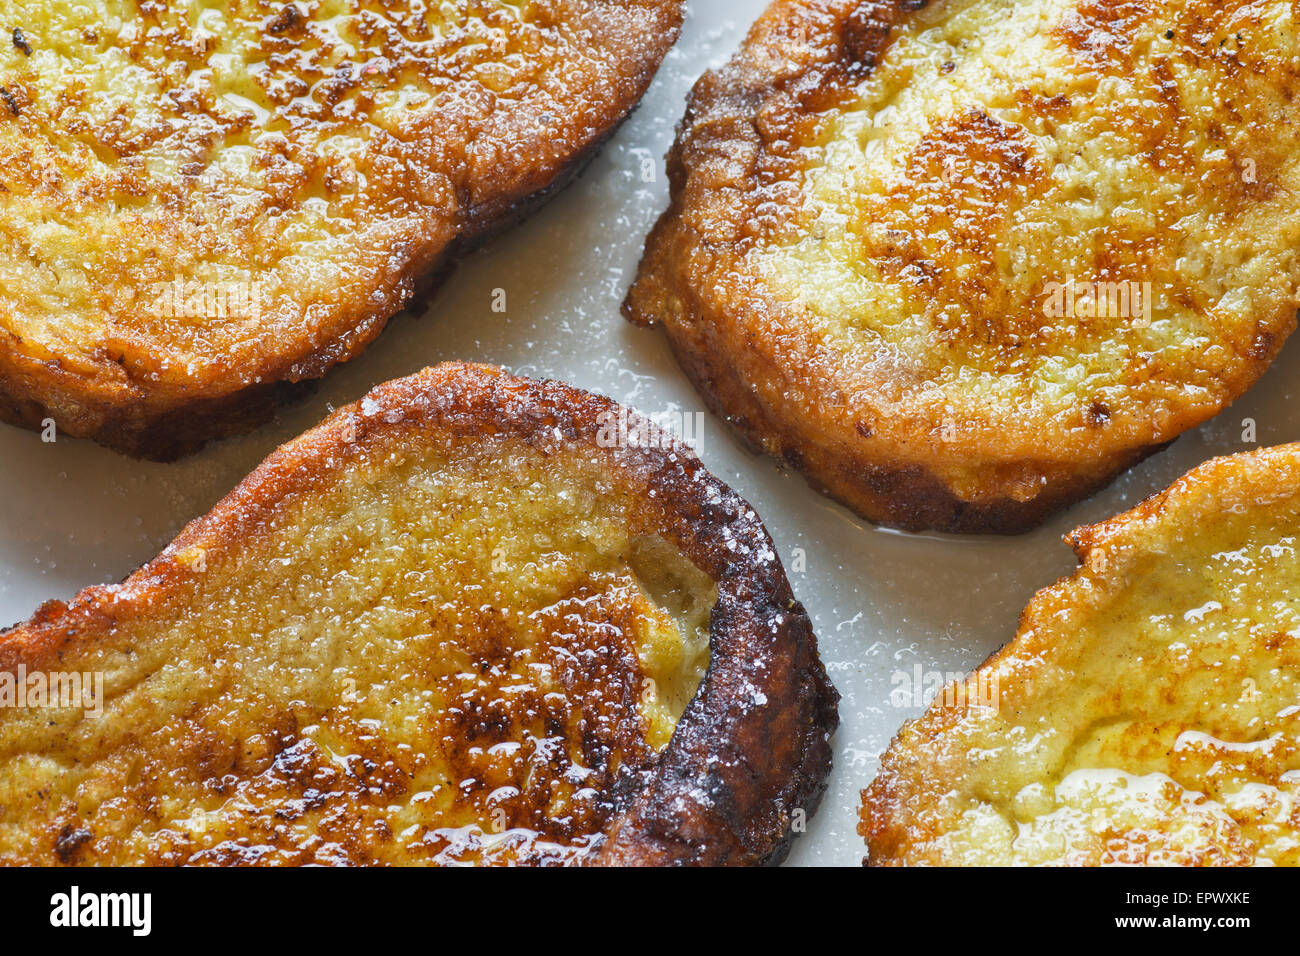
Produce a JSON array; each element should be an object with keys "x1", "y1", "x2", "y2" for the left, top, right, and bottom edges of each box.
[
  {"x1": 625, "y1": 0, "x2": 1300, "y2": 533},
  {"x1": 0, "y1": 0, "x2": 683, "y2": 460},
  {"x1": 862, "y1": 442, "x2": 1300, "y2": 865},
  {"x1": 0, "y1": 362, "x2": 838, "y2": 866}
]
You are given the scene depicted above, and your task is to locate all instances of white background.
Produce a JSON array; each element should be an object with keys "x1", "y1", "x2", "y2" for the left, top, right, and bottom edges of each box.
[{"x1": 2, "y1": 1, "x2": 1296, "y2": 866}]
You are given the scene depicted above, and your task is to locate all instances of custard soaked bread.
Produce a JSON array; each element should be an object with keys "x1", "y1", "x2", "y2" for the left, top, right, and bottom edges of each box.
[
  {"x1": 0, "y1": 363, "x2": 837, "y2": 865},
  {"x1": 863, "y1": 443, "x2": 1300, "y2": 865},
  {"x1": 626, "y1": 0, "x2": 1300, "y2": 533},
  {"x1": 0, "y1": 0, "x2": 682, "y2": 459}
]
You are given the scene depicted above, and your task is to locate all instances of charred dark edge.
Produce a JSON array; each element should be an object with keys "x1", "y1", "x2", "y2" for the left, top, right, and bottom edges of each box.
[
  {"x1": 2, "y1": 362, "x2": 839, "y2": 866},
  {"x1": 378, "y1": 364, "x2": 840, "y2": 866}
]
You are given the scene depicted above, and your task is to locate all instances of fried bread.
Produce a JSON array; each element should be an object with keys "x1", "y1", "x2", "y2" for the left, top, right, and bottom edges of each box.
[
  {"x1": 0, "y1": 0, "x2": 682, "y2": 459},
  {"x1": 0, "y1": 362, "x2": 838, "y2": 865},
  {"x1": 625, "y1": 0, "x2": 1300, "y2": 532},
  {"x1": 862, "y1": 442, "x2": 1300, "y2": 865}
]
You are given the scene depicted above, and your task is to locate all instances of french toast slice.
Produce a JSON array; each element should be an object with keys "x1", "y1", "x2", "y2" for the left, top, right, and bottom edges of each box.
[
  {"x1": 862, "y1": 443, "x2": 1300, "y2": 865},
  {"x1": 0, "y1": 0, "x2": 683, "y2": 459},
  {"x1": 0, "y1": 362, "x2": 838, "y2": 866},
  {"x1": 625, "y1": 0, "x2": 1300, "y2": 533}
]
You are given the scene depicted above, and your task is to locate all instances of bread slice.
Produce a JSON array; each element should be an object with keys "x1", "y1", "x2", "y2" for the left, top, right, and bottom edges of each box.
[
  {"x1": 862, "y1": 443, "x2": 1300, "y2": 865},
  {"x1": 0, "y1": 363, "x2": 838, "y2": 865},
  {"x1": 0, "y1": 1, "x2": 682, "y2": 459},
  {"x1": 625, "y1": 0, "x2": 1300, "y2": 533}
]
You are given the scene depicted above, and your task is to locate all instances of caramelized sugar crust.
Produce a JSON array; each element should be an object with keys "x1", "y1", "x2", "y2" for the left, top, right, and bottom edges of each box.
[
  {"x1": 0, "y1": 0, "x2": 682, "y2": 458},
  {"x1": 626, "y1": 0, "x2": 1300, "y2": 532},
  {"x1": 863, "y1": 443, "x2": 1300, "y2": 865},
  {"x1": 0, "y1": 363, "x2": 837, "y2": 865}
]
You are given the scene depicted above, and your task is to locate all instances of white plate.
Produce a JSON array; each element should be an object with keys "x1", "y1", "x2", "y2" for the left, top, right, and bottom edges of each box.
[{"x1": 2, "y1": 1, "x2": 1296, "y2": 866}]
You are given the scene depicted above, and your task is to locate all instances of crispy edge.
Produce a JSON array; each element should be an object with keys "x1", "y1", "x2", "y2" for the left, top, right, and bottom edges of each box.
[
  {"x1": 0, "y1": 0, "x2": 684, "y2": 461},
  {"x1": 623, "y1": 0, "x2": 1293, "y2": 534},
  {"x1": 858, "y1": 441, "x2": 1300, "y2": 865},
  {"x1": 0, "y1": 361, "x2": 839, "y2": 866}
]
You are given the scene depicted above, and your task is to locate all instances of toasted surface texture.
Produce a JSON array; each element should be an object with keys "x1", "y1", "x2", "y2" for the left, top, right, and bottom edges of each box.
[
  {"x1": 0, "y1": 0, "x2": 682, "y2": 459},
  {"x1": 0, "y1": 363, "x2": 837, "y2": 865},
  {"x1": 626, "y1": 0, "x2": 1300, "y2": 532},
  {"x1": 862, "y1": 443, "x2": 1300, "y2": 865}
]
